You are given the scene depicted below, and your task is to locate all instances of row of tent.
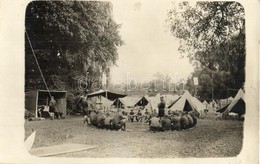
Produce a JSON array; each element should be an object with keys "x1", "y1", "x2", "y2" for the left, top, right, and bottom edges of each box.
[
  {"x1": 91, "y1": 89, "x2": 245, "y2": 118},
  {"x1": 89, "y1": 90, "x2": 206, "y2": 116},
  {"x1": 25, "y1": 88, "x2": 245, "y2": 119}
]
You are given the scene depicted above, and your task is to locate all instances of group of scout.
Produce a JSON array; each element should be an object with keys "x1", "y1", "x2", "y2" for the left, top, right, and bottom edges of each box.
[
  {"x1": 128, "y1": 109, "x2": 151, "y2": 122},
  {"x1": 148, "y1": 110, "x2": 197, "y2": 132},
  {"x1": 83, "y1": 96, "x2": 198, "y2": 132},
  {"x1": 83, "y1": 109, "x2": 127, "y2": 131},
  {"x1": 148, "y1": 96, "x2": 198, "y2": 132}
]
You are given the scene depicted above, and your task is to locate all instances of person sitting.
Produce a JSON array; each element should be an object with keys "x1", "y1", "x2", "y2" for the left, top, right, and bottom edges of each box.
[
  {"x1": 112, "y1": 109, "x2": 126, "y2": 131},
  {"x1": 89, "y1": 110, "x2": 98, "y2": 127},
  {"x1": 180, "y1": 113, "x2": 189, "y2": 130},
  {"x1": 136, "y1": 109, "x2": 143, "y2": 122},
  {"x1": 171, "y1": 113, "x2": 181, "y2": 131},
  {"x1": 161, "y1": 115, "x2": 171, "y2": 131},
  {"x1": 104, "y1": 113, "x2": 113, "y2": 130},
  {"x1": 143, "y1": 109, "x2": 151, "y2": 123},
  {"x1": 96, "y1": 111, "x2": 106, "y2": 129},
  {"x1": 149, "y1": 114, "x2": 163, "y2": 132},
  {"x1": 128, "y1": 109, "x2": 135, "y2": 122}
]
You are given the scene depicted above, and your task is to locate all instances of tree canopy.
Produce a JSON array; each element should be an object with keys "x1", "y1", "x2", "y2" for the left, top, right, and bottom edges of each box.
[
  {"x1": 25, "y1": 1, "x2": 123, "y2": 93},
  {"x1": 167, "y1": 2, "x2": 245, "y2": 99}
]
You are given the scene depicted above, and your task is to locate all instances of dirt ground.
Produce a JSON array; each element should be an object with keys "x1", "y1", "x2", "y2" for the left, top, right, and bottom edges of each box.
[{"x1": 24, "y1": 116, "x2": 243, "y2": 158}]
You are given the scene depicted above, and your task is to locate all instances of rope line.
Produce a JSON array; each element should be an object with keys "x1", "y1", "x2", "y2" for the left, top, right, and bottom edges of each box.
[
  {"x1": 25, "y1": 30, "x2": 52, "y2": 98},
  {"x1": 26, "y1": 30, "x2": 61, "y2": 118}
]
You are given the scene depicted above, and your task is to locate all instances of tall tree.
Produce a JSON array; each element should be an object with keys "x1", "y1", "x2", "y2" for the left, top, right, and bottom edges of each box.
[
  {"x1": 25, "y1": 1, "x2": 123, "y2": 92},
  {"x1": 167, "y1": 2, "x2": 245, "y2": 98}
]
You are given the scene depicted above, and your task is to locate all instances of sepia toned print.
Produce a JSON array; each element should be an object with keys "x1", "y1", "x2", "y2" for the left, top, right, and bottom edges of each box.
[{"x1": 24, "y1": 1, "x2": 246, "y2": 158}]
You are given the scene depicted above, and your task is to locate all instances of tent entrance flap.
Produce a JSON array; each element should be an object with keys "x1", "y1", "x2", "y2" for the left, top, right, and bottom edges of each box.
[{"x1": 183, "y1": 100, "x2": 193, "y2": 112}]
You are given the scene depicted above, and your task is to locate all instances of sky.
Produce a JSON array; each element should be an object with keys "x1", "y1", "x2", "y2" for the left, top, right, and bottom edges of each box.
[{"x1": 109, "y1": 0, "x2": 194, "y2": 84}]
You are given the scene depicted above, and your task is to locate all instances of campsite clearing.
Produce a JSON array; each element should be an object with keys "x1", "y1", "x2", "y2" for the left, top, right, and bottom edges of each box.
[{"x1": 25, "y1": 116, "x2": 243, "y2": 158}]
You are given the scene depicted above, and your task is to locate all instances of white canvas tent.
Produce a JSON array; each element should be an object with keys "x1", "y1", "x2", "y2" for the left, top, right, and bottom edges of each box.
[
  {"x1": 168, "y1": 91, "x2": 199, "y2": 114},
  {"x1": 162, "y1": 94, "x2": 180, "y2": 107},
  {"x1": 93, "y1": 96, "x2": 113, "y2": 110},
  {"x1": 113, "y1": 96, "x2": 140, "y2": 108},
  {"x1": 191, "y1": 97, "x2": 207, "y2": 115},
  {"x1": 143, "y1": 96, "x2": 160, "y2": 114},
  {"x1": 223, "y1": 89, "x2": 245, "y2": 117},
  {"x1": 135, "y1": 95, "x2": 149, "y2": 107}
]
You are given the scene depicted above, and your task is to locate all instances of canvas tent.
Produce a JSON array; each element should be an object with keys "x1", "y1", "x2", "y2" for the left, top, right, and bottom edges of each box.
[
  {"x1": 113, "y1": 97, "x2": 139, "y2": 108},
  {"x1": 86, "y1": 89, "x2": 126, "y2": 101},
  {"x1": 94, "y1": 96, "x2": 113, "y2": 110},
  {"x1": 162, "y1": 94, "x2": 180, "y2": 107},
  {"x1": 147, "y1": 96, "x2": 161, "y2": 113},
  {"x1": 223, "y1": 89, "x2": 245, "y2": 117},
  {"x1": 191, "y1": 97, "x2": 207, "y2": 114},
  {"x1": 167, "y1": 96, "x2": 181, "y2": 108},
  {"x1": 135, "y1": 96, "x2": 149, "y2": 107},
  {"x1": 168, "y1": 91, "x2": 199, "y2": 114},
  {"x1": 25, "y1": 90, "x2": 67, "y2": 118},
  {"x1": 216, "y1": 103, "x2": 230, "y2": 113}
]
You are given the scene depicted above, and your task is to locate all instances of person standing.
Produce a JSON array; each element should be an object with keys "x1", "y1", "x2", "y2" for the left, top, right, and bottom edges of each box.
[
  {"x1": 81, "y1": 97, "x2": 89, "y2": 116},
  {"x1": 158, "y1": 96, "x2": 165, "y2": 119},
  {"x1": 49, "y1": 96, "x2": 56, "y2": 119}
]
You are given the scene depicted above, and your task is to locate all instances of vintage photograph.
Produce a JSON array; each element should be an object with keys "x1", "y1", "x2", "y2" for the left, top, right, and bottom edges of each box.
[{"x1": 24, "y1": 1, "x2": 246, "y2": 158}]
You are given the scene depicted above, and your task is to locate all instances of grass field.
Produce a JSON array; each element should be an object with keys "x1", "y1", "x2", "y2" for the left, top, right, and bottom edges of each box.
[{"x1": 24, "y1": 116, "x2": 244, "y2": 158}]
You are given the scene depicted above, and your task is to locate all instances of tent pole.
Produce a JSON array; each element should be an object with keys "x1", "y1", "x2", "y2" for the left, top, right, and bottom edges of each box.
[
  {"x1": 35, "y1": 90, "x2": 39, "y2": 118},
  {"x1": 226, "y1": 87, "x2": 228, "y2": 105}
]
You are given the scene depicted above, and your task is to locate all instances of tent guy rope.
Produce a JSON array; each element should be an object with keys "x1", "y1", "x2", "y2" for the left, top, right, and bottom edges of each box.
[{"x1": 25, "y1": 30, "x2": 61, "y2": 117}]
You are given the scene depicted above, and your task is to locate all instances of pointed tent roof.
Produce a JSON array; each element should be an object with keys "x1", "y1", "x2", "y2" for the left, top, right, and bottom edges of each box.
[
  {"x1": 87, "y1": 89, "x2": 126, "y2": 101},
  {"x1": 135, "y1": 96, "x2": 149, "y2": 106},
  {"x1": 168, "y1": 91, "x2": 199, "y2": 113},
  {"x1": 223, "y1": 89, "x2": 245, "y2": 115},
  {"x1": 113, "y1": 96, "x2": 140, "y2": 108}
]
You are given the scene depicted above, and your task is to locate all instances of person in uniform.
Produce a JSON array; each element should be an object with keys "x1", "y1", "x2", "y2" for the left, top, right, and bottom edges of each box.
[
  {"x1": 136, "y1": 109, "x2": 143, "y2": 122},
  {"x1": 49, "y1": 96, "x2": 56, "y2": 119},
  {"x1": 104, "y1": 112, "x2": 113, "y2": 130},
  {"x1": 149, "y1": 114, "x2": 163, "y2": 132},
  {"x1": 112, "y1": 109, "x2": 126, "y2": 131},
  {"x1": 89, "y1": 110, "x2": 98, "y2": 127},
  {"x1": 96, "y1": 110, "x2": 106, "y2": 129},
  {"x1": 158, "y1": 96, "x2": 166, "y2": 119},
  {"x1": 161, "y1": 115, "x2": 171, "y2": 131},
  {"x1": 81, "y1": 97, "x2": 89, "y2": 116},
  {"x1": 128, "y1": 109, "x2": 135, "y2": 122}
]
